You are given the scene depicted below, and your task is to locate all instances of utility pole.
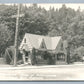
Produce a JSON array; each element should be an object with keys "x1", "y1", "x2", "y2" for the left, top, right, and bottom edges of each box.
[{"x1": 14, "y1": 4, "x2": 20, "y2": 66}]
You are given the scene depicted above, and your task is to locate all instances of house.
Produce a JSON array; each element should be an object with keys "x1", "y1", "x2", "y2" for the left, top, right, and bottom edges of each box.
[{"x1": 19, "y1": 33, "x2": 68, "y2": 65}]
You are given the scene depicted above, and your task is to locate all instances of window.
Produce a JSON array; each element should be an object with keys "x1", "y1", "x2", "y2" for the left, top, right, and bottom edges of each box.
[
  {"x1": 61, "y1": 43, "x2": 63, "y2": 50},
  {"x1": 40, "y1": 39, "x2": 46, "y2": 49},
  {"x1": 24, "y1": 38, "x2": 26, "y2": 43},
  {"x1": 57, "y1": 53, "x2": 65, "y2": 61}
]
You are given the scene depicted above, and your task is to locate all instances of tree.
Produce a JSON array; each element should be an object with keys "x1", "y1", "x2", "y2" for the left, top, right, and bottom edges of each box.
[
  {"x1": 0, "y1": 24, "x2": 12, "y2": 55},
  {"x1": 1, "y1": 4, "x2": 84, "y2": 62}
]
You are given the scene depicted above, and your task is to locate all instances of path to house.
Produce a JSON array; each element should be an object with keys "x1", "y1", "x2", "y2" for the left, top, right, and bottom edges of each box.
[{"x1": 0, "y1": 63, "x2": 84, "y2": 80}]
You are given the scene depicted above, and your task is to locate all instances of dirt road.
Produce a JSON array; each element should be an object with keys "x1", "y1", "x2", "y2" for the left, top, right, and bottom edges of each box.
[{"x1": 0, "y1": 64, "x2": 84, "y2": 81}]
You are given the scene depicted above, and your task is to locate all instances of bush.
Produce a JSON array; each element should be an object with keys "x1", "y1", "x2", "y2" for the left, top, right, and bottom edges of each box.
[
  {"x1": 71, "y1": 54, "x2": 82, "y2": 63},
  {"x1": 70, "y1": 46, "x2": 84, "y2": 63}
]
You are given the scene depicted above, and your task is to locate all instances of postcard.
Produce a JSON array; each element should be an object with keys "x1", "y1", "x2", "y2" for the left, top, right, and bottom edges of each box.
[{"x1": 0, "y1": 0, "x2": 84, "y2": 82}]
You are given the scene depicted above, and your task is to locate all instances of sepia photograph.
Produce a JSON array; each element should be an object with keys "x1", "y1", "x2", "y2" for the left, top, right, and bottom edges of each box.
[{"x1": 0, "y1": 3, "x2": 84, "y2": 81}]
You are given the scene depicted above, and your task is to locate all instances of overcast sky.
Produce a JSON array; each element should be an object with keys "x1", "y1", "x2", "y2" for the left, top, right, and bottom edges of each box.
[
  {"x1": 5, "y1": 3, "x2": 84, "y2": 11},
  {"x1": 25, "y1": 4, "x2": 84, "y2": 11}
]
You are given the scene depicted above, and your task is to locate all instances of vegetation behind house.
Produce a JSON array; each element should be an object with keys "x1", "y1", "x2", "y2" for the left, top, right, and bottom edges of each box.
[{"x1": 0, "y1": 4, "x2": 84, "y2": 62}]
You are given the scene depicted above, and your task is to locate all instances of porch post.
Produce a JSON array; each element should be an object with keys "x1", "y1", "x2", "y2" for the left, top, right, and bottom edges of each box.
[
  {"x1": 64, "y1": 43, "x2": 70, "y2": 64},
  {"x1": 31, "y1": 48, "x2": 36, "y2": 65},
  {"x1": 55, "y1": 53, "x2": 57, "y2": 65},
  {"x1": 66, "y1": 44, "x2": 70, "y2": 64},
  {"x1": 65, "y1": 53, "x2": 67, "y2": 64}
]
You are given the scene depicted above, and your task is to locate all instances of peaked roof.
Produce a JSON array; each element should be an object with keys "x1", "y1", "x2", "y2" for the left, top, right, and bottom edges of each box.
[{"x1": 24, "y1": 33, "x2": 61, "y2": 50}]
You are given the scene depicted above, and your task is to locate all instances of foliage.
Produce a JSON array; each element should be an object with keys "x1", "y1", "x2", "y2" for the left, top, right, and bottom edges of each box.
[
  {"x1": 0, "y1": 24, "x2": 12, "y2": 55},
  {"x1": 71, "y1": 46, "x2": 84, "y2": 62},
  {"x1": 0, "y1": 4, "x2": 84, "y2": 59}
]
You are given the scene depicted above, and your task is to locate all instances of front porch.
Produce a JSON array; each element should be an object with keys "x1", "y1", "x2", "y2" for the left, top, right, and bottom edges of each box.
[{"x1": 31, "y1": 48, "x2": 67, "y2": 65}]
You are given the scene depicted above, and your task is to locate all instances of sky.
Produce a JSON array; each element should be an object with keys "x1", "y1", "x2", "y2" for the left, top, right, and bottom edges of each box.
[
  {"x1": 25, "y1": 4, "x2": 84, "y2": 11},
  {"x1": 38, "y1": 4, "x2": 84, "y2": 11},
  {"x1": 5, "y1": 3, "x2": 84, "y2": 11}
]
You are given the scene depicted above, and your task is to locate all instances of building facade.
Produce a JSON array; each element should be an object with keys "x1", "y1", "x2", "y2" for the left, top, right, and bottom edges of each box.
[{"x1": 19, "y1": 33, "x2": 68, "y2": 65}]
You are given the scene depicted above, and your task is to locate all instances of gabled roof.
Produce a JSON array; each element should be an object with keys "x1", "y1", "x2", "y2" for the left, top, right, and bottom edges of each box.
[{"x1": 23, "y1": 33, "x2": 61, "y2": 50}]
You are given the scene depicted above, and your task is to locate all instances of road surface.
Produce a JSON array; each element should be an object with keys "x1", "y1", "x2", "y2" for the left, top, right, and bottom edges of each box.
[{"x1": 0, "y1": 64, "x2": 84, "y2": 80}]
